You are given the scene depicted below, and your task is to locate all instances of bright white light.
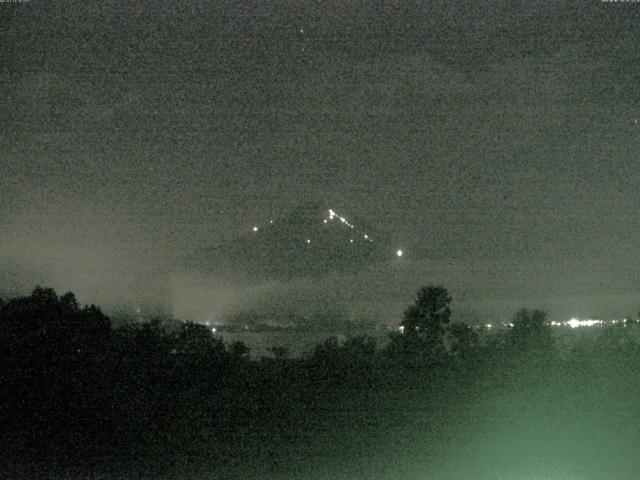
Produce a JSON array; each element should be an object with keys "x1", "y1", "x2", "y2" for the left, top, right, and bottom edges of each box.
[
  {"x1": 566, "y1": 318, "x2": 602, "y2": 328},
  {"x1": 396, "y1": 249, "x2": 403, "y2": 257},
  {"x1": 486, "y1": 323, "x2": 492, "y2": 329},
  {"x1": 364, "y1": 234, "x2": 368, "y2": 239},
  {"x1": 252, "y1": 226, "x2": 259, "y2": 232},
  {"x1": 323, "y1": 219, "x2": 327, "y2": 224},
  {"x1": 350, "y1": 239, "x2": 354, "y2": 243},
  {"x1": 306, "y1": 239, "x2": 311, "y2": 244},
  {"x1": 211, "y1": 327, "x2": 217, "y2": 333}
]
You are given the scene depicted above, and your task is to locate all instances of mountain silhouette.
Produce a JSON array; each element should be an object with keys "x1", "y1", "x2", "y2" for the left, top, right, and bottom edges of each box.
[{"x1": 184, "y1": 201, "x2": 392, "y2": 280}]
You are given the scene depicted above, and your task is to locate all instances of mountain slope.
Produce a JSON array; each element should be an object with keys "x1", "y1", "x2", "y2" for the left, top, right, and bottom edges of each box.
[{"x1": 185, "y1": 201, "x2": 394, "y2": 280}]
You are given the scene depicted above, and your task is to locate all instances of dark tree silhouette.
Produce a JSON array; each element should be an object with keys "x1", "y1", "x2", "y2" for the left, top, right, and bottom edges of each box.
[
  {"x1": 509, "y1": 309, "x2": 552, "y2": 346},
  {"x1": 269, "y1": 345, "x2": 290, "y2": 359},
  {"x1": 401, "y1": 285, "x2": 452, "y2": 337},
  {"x1": 177, "y1": 321, "x2": 225, "y2": 356},
  {"x1": 448, "y1": 322, "x2": 480, "y2": 361},
  {"x1": 0, "y1": 286, "x2": 111, "y2": 362},
  {"x1": 229, "y1": 340, "x2": 250, "y2": 358},
  {"x1": 385, "y1": 286, "x2": 453, "y2": 365},
  {"x1": 507, "y1": 308, "x2": 556, "y2": 366}
]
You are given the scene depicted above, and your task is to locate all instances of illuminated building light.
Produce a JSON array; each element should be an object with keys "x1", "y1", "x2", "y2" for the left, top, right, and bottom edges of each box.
[
  {"x1": 364, "y1": 234, "x2": 368, "y2": 239},
  {"x1": 211, "y1": 327, "x2": 217, "y2": 333},
  {"x1": 399, "y1": 325, "x2": 405, "y2": 333},
  {"x1": 350, "y1": 239, "x2": 354, "y2": 243},
  {"x1": 323, "y1": 219, "x2": 328, "y2": 224},
  {"x1": 306, "y1": 239, "x2": 311, "y2": 244},
  {"x1": 485, "y1": 323, "x2": 492, "y2": 329},
  {"x1": 396, "y1": 249, "x2": 403, "y2": 257},
  {"x1": 269, "y1": 220, "x2": 274, "y2": 224},
  {"x1": 252, "y1": 226, "x2": 259, "y2": 232}
]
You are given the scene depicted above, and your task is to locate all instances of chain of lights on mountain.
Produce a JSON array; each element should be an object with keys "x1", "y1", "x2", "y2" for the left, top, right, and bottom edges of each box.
[{"x1": 251, "y1": 208, "x2": 404, "y2": 258}]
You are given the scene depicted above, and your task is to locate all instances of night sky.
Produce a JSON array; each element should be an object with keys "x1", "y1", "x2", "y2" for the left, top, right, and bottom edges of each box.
[{"x1": 3, "y1": 1, "x2": 640, "y2": 321}]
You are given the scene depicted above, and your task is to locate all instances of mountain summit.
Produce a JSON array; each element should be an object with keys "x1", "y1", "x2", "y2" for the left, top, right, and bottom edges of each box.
[{"x1": 186, "y1": 202, "x2": 393, "y2": 280}]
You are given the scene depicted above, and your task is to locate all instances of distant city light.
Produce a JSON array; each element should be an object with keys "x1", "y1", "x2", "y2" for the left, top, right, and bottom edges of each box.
[
  {"x1": 306, "y1": 239, "x2": 311, "y2": 244},
  {"x1": 396, "y1": 249, "x2": 403, "y2": 257},
  {"x1": 567, "y1": 318, "x2": 602, "y2": 328},
  {"x1": 252, "y1": 226, "x2": 259, "y2": 232},
  {"x1": 211, "y1": 327, "x2": 217, "y2": 333}
]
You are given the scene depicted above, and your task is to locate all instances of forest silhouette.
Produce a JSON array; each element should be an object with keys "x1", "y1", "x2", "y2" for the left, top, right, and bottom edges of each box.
[{"x1": 2, "y1": 286, "x2": 640, "y2": 479}]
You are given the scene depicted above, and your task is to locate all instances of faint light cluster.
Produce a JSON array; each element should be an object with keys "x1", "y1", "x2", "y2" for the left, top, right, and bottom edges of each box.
[{"x1": 249, "y1": 207, "x2": 405, "y2": 258}]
